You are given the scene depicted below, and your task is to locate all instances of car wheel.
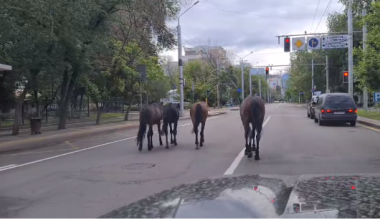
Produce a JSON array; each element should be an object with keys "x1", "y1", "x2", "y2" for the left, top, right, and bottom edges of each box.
[
  {"x1": 350, "y1": 121, "x2": 356, "y2": 126},
  {"x1": 319, "y1": 117, "x2": 324, "y2": 126}
]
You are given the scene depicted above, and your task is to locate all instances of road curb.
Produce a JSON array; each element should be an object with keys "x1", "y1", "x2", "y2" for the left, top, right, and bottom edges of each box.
[
  {"x1": 357, "y1": 119, "x2": 380, "y2": 130},
  {"x1": 0, "y1": 111, "x2": 226, "y2": 154}
]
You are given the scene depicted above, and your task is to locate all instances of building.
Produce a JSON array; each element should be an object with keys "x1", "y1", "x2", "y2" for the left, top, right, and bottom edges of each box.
[{"x1": 182, "y1": 45, "x2": 228, "y2": 66}]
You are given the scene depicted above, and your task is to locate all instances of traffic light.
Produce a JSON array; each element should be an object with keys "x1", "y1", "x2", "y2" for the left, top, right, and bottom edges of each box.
[
  {"x1": 343, "y1": 71, "x2": 349, "y2": 83},
  {"x1": 206, "y1": 89, "x2": 210, "y2": 96},
  {"x1": 284, "y1": 37, "x2": 290, "y2": 52},
  {"x1": 265, "y1": 67, "x2": 269, "y2": 75}
]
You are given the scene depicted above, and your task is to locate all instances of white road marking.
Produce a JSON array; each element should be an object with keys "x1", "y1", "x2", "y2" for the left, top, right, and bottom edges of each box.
[
  {"x1": 0, "y1": 116, "x2": 221, "y2": 173},
  {"x1": 275, "y1": 103, "x2": 281, "y2": 108},
  {"x1": 223, "y1": 116, "x2": 272, "y2": 175},
  {"x1": 0, "y1": 164, "x2": 17, "y2": 171}
]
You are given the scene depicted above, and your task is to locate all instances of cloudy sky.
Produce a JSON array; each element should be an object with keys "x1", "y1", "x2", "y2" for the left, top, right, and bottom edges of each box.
[{"x1": 160, "y1": 0, "x2": 344, "y2": 74}]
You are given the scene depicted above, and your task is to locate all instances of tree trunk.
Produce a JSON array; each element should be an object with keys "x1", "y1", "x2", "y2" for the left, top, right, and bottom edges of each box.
[
  {"x1": 124, "y1": 95, "x2": 134, "y2": 121},
  {"x1": 12, "y1": 87, "x2": 28, "y2": 135},
  {"x1": 79, "y1": 93, "x2": 84, "y2": 119},
  {"x1": 95, "y1": 102, "x2": 101, "y2": 125},
  {"x1": 58, "y1": 69, "x2": 79, "y2": 130}
]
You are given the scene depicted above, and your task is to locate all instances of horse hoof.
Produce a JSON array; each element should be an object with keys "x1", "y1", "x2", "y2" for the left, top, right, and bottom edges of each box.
[
  {"x1": 138, "y1": 147, "x2": 142, "y2": 152},
  {"x1": 200, "y1": 143, "x2": 203, "y2": 147},
  {"x1": 174, "y1": 142, "x2": 177, "y2": 146},
  {"x1": 244, "y1": 150, "x2": 249, "y2": 155},
  {"x1": 165, "y1": 146, "x2": 169, "y2": 149},
  {"x1": 247, "y1": 153, "x2": 253, "y2": 158},
  {"x1": 252, "y1": 147, "x2": 256, "y2": 152},
  {"x1": 195, "y1": 147, "x2": 199, "y2": 150},
  {"x1": 255, "y1": 155, "x2": 260, "y2": 160}
]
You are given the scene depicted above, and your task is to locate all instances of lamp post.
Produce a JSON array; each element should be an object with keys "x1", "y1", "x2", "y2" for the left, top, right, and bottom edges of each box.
[
  {"x1": 249, "y1": 62, "x2": 259, "y2": 96},
  {"x1": 235, "y1": 52, "x2": 253, "y2": 100},
  {"x1": 177, "y1": 1, "x2": 199, "y2": 117}
]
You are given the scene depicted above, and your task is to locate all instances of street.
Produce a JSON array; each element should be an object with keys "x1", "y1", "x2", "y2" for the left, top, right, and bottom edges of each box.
[{"x1": 1, "y1": 103, "x2": 380, "y2": 218}]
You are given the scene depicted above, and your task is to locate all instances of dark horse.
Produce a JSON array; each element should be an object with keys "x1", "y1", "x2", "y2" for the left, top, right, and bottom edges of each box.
[
  {"x1": 136, "y1": 102, "x2": 163, "y2": 151},
  {"x1": 190, "y1": 101, "x2": 208, "y2": 149},
  {"x1": 240, "y1": 96, "x2": 265, "y2": 160},
  {"x1": 160, "y1": 103, "x2": 180, "y2": 148}
]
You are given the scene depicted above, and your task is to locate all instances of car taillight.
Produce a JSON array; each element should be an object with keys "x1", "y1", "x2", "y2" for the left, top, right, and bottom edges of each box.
[
  {"x1": 355, "y1": 109, "x2": 357, "y2": 113},
  {"x1": 348, "y1": 109, "x2": 353, "y2": 113},
  {"x1": 326, "y1": 109, "x2": 331, "y2": 113},
  {"x1": 321, "y1": 109, "x2": 325, "y2": 113}
]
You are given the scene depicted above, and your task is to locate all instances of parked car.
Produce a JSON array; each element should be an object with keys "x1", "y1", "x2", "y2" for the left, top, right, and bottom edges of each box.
[
  {"x1": 313, "y1": 93, "x2": 357, "y2": 126},
  {"x1": 307, "y1": 95, "x2": 318, "y2": 119}
]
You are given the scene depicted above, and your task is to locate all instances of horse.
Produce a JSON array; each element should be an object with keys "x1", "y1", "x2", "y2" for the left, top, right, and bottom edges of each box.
[
  {"x1": 190, "y1": 101, "x2": 208, "y2": 149},
  {"x1": 136, "y1": 102, "x2": 163, "y2": 151},
  {"x1": 240, "y1": 96, "x2": 265, "y2": 160},
  {"x1": 160, "y1": 103, "x2": 180, "y2": 148}
]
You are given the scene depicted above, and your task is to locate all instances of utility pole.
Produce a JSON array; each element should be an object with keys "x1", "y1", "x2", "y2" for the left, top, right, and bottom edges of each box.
[
  {"x1": 259, "y1": 78, "x2": 262, "y2": 98},
  {"x1": 348, "y1": 0, "x2": 354, "y2": 96},
  {"x1": 216, "y1": 58, "x2": 220, "y2": 108},
  {"x1": 177, "y1": 19, "x2": 184, "y2": 116},
  {"x1": 363, "y1": 2, "x2": 368, "y2": 110},
  {"x1": 312, "y1": 59, "x2": 314, "y2": 95},
  {"x1": 241, "y1": 60, "x2": 244, "y2": 100},
  {"x1": 326, "y1": 56, "x2": 330, "y2": 93}
]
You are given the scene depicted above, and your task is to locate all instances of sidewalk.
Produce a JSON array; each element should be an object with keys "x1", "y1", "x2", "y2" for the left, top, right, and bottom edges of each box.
[
  {"x1": 357, "y1": 116, "x2": 380, "y2": 130},
  {"x1": 0, "y1": 110, "x2": 226, "y2": 154}
]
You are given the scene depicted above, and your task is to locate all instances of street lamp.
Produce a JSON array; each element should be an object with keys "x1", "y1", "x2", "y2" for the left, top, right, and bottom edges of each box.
[
  {"x1": 178, "y1": 1, "x2": 199, "y2": 117},
  {"x1": 249, "y1": 62, "x2": 259, "y2": 96},
  {"x1": 234, "y1": 52, "x2": 253, "y2": 100}
]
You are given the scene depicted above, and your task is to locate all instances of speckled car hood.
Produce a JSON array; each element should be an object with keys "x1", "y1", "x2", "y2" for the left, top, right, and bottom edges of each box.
[{"x1": 100, "y1": 173, "x2": 380, "y2": 218}]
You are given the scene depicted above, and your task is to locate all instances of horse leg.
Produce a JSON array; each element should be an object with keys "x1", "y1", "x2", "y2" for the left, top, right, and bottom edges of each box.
[
  {"x1": 148, "y1": 125, "x2": 153, "y2": 151},
  {"x1": 169, "y1": 123, "x2": 174, "y2": 144},
  {"x1": 164, "y1": 122, "x2": 169, "y2": 149},
  {"x1": 244, "y1": 124, "x2": 252, "y2": 158},
  {"x1": 255, "y1": 125, "x2": 262, "y2": 160},
  {"x1": 251, "y1": 124, "x2": 257, "y2": 152},
  {"x1": 194, "y1": 125, "x2": 199, "y2": 150},
  {"x1": 157, "y1": 122, "x2": 163, "y2": 146},
  {"x1": 173, "y1": 120, "x2": 178, "y2": 146},
  {"x1": 200, "y1": 121, "x2": 205, "y2": 147}
]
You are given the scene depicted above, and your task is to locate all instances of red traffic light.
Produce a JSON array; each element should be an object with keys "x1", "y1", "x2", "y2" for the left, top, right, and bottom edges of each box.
[
  {"x1": 285, "y1": 38, "x2": 290, "y2": 43},
  {"x1": 266, "y1": 67, "x2": 269, "y2": 71},
  {"x1": 344, "y1": 72, "x2": 348, "y2": 77}
]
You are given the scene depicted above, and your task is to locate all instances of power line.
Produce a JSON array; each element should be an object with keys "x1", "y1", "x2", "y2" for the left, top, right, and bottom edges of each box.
[
  {"x1": 310, "y1": 0, "x2": 321, "y2": 31},
  {"x1": 202, "y1": 5, "x2": 313, "y2": 20},
  {"x1": 314, "y1": 0, "x2": 332, "y2": 32}
]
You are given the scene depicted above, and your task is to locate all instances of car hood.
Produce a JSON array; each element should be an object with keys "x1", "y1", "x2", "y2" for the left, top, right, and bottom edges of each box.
[{"x1": 100, "y1": 173, "x2": 380, "y2": 218}]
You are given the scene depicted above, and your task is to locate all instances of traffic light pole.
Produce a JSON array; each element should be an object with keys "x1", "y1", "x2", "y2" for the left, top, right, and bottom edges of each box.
[
  {"x1": 312, "y1": 59, "x2": 314, "y2": 95},
  {"x1": 348, "y1": 0, "x2": 354, "y2": 97}
]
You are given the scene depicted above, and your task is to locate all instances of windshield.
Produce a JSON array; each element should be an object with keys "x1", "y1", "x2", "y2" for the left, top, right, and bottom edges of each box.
[{"x1": 2, "y1": 0, "x2": 380, "y2": 219}]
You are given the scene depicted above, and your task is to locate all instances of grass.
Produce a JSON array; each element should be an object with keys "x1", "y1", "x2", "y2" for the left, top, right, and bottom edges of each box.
[{"x1": 357, "y1": 109, "x2": 380, "y2": 121}]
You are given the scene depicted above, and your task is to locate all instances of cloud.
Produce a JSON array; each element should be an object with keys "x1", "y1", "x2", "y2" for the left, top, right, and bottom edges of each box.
[{"x1": 161, "y1": 0, "x2": 344, "y2": 73}]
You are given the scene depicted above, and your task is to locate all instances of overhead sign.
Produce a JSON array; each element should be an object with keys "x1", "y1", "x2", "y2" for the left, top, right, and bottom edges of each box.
[
  {"x1": 374, "y1": 92, "x2": 380, "y2": 103},
  {"x1": 250, "y1": 68, "x2": 265, "y2": 75},
  {"x1": 292, "y1": 37, "x2": 306, "y2": 51},
  {"x1": 321, "y1": 35, "x2": 349, "y2": 49},
  {"x1": 307, "y1": 37, "x2": 320, "y2": 50}
]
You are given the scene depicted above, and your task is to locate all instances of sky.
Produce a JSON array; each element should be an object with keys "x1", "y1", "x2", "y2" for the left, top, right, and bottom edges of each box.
[{"x1": 159, "y1": 0, "x2": 344, "y2": 74}]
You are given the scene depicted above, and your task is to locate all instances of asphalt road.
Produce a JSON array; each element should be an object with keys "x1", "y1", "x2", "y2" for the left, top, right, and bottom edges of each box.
[{"x1": 1, "y1": 103, "x2": 380, "y2": 217}]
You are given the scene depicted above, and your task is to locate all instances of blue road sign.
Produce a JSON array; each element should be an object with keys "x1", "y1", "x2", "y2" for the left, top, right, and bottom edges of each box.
[
  {"x1": 308, "y1": 38, "x2": 319, "y2": 49},
  {"x1": 299, "y1": 91, "x2": 304, "y2": 95},
  {"x1": 238, "y1": 88, "x2": 241, "y2": 93}
]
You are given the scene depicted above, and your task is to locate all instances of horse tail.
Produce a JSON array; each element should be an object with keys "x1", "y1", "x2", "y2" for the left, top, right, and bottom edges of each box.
[
  {"x1": 192, "y1": 103, "x2": 202, "y2": 133},
  {"x1": 136, "y1": 108, "x2": 149, "y2": 146},
  {"x1": 251, "y1": 99, "x2": 264, "y2": 132}
]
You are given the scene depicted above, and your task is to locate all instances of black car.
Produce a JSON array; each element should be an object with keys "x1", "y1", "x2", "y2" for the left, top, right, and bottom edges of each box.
[
  {"x1": 307, "y1": 96, "x2": 318, "y2": 119},
  {"x1": 313, "y1": 93, "x2": 357, "y2": 126}
]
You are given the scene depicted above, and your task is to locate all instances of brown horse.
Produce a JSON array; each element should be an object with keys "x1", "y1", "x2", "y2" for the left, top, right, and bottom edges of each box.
[
  {"x1": 240, "y1": 96, "x2": 265, "y2": 160},
  {"x1": 136, "y1": 102, "x2": 163, "y2": 151},
  {"x1": 190, "y1": 101, "x2": 208, "y2": 149}
]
